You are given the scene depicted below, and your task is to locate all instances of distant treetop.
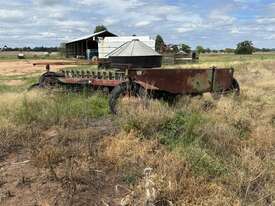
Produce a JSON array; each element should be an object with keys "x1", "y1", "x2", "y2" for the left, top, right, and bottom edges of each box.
[
  {"x1": 196, "y1": 45, "x2": 205, "y2": 54},
  {"x1": 235, "y1": 40, "x2": 254, "y2": 55},
  {"x1": 181, "y1": 43, "x2": 191, "y2": 54},
  {"x1": 94, "y1": 25, "x2": 107, "y2": 33},
  {"x1": 155, "y1": 34, "x2": 165, "y2": 53}
]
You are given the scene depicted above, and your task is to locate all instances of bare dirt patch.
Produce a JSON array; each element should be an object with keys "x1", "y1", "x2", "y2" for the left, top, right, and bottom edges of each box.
[
  {"x1": 0, "y1": 119, "x2": 129, "y2": 206},
  {"x1": 0, "y1": 60, "x2": 76, "y2": 76}
]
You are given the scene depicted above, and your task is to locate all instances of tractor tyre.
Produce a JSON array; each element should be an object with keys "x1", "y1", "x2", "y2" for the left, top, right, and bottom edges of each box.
[
  {"x1": 109, "y1": 82, "x2": 146, "y2": 114},
  {"x1": 27, "y1": 83, "x2": 40, "y2": 91},
  {"x1": 231, "y1": 78, "x2": 240, "y2": 96},
  {"x1": 38, "y1": 72, "x2": 61, "y2": 88},
  {"x1": 109, "y1": 82, "x2": 127, "y2": 114}
]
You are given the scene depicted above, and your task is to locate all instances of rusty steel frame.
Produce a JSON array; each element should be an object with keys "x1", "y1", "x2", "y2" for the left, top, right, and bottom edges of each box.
[
  {"x1": 56, "y1": 67, "x2": 236, "y2": 95},
  {"x1": 31, "y1": 64, "x2": 238, "y2": 96}
]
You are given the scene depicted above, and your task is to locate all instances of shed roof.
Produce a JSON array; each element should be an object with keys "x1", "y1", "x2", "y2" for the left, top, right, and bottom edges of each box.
[
  {"x1": 66, "y1": 30, "x2": 117, "y2": 44},
  {"x1": 107, "y1": 39, "x2": 160, "y2": 57}
]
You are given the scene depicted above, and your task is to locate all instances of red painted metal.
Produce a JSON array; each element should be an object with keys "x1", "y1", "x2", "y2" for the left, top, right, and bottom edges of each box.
[
  {"x1": 90, "y1": 79, "x2": 122, "y2": 87},
  {"x1": 58, "y1": 77, "x2": 123, "y2": 87}
]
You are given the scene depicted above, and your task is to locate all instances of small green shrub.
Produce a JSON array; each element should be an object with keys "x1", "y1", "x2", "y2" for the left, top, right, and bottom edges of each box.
[
  {"x1": 158, "y1": 111, "x2": 203, "y2": 147},
  {"x1": 122, "y1": 173, "x2": 139, "y2": 186}
]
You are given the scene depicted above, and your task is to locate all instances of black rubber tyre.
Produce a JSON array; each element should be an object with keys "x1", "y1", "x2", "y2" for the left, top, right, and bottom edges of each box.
[
  {"x1": 27, "y1": 72, "x2": 64, "y2": 91},
  {"x1": 97, "y1": 86, "x2": 110, "y2": 95},
  {"x1": 109, "y1": 82, "x2": 146, "y2": 114},
  {"x1": 231, "y1": 78, "x2": 240, "y2": 96},
  {"x1": 27, "y1": 83, "x2": 40, "y2": 91},
  {"x1": 109, "y1": 83, "x2": 127, "y2": 114},
  {"x1": 39, "y1": 72, "x2": 62, "y2": 88}
]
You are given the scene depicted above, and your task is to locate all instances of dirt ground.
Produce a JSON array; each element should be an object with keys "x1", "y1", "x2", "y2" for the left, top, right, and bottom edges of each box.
[
  {"x1": 0, "y1": 119, "x2": 129, "y2": 206},
  {"x1": 0, "y1": 60, "x2": 76, "y2": 76}
]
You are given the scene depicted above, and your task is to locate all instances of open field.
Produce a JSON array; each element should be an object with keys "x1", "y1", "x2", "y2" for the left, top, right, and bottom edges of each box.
[
  {"x1": 0, "y1": 54, "x2": 274, "y2": 205},
  {"x1": 0, "y1": 60, "x2": 78, "y2": 92},
  {"x1": 0, "y1": 51, "x2": 63, "y2": 61}
]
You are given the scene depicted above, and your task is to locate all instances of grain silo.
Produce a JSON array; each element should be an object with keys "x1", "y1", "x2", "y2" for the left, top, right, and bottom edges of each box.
[{"x1": 108, "y1": 39, "x2": 162, "y2": 68}]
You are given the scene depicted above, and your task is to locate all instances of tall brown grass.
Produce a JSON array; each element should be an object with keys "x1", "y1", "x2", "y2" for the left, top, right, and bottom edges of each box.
[{"x1": 0, "y1": 60, "x2": 274, "y2": 205}]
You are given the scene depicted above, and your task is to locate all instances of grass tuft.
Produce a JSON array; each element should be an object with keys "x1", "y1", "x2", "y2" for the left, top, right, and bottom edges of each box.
[{"x1": 15, "y1": 92, "x2": 108, "y2": 126}]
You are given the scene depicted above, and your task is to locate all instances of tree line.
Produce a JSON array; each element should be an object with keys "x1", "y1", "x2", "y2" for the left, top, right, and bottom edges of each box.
[
  {"x1": 155, "y1": 35, "x2": 275, "y2": 55},
  {"x1": 1, "y1": 46, "x2": 59, "y2": 52}
]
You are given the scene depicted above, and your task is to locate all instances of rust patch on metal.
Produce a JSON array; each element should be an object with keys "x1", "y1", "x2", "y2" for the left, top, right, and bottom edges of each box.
[{"x1": 130, "y1": 69, "x2": 218, "y2": 94}]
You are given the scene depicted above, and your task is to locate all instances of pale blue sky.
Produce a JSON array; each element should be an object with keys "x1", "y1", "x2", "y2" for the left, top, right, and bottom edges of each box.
[{"x1": 0, "y1": 0, "x2": 275, "y2": 49}]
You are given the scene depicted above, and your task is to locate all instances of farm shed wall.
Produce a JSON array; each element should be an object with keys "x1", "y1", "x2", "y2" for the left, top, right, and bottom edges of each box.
[{"x1": 65, "y1": 30, "x2": 117, "y2": 59}]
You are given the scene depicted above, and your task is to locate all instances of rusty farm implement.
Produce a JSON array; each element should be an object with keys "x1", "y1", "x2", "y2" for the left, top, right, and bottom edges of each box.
[
  {"x1": 29, "y1": 39, "x2": 240, "y2": 114},
  {"x1": 29, "y1": 62, "x2": 240, "y2": 114}
]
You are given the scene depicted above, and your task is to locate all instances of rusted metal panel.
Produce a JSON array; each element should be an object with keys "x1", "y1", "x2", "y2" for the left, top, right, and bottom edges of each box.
[
  {"x1": 134, "y1": 81, "x2": 160, "y2": 90},
  {"x1": 130, "y1": 69, "x2": 213, "y2": 94},
  {"x1": 212, "y1": 68, "x2": 234, "y2": 92},
  {"x1": 128, "y1": 68, "x2": 235, "y2": 94}
]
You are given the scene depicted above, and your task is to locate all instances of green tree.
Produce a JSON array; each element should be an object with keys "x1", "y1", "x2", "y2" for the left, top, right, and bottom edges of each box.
[
  {"x1": 261, "y1": 48, "x2": 271, "y2": 52},
  {"x1": 171, "y1": 45, "x2": 179, "y2": 53},
  {"x1": 196, "y1": 45, "x2": 205, "y2": 54},
  {"x1": 94, "y1": 25, "x2": 107, "y2": 33},
  {"x1": 181, "y1": 43, "x2": 191, "y2": 54},
  {"x1": 59, "y1": 43, "x2": 66, "y2": 57},
  {"x1": 235, "y1": 40, "x2": 254, "y2": 55},
  {"x1": 155, "y1": 34, "x2": 165, "y2": 53},
  {"x1": 205, "y1": 48, "x2": 211, "y2": 53}
]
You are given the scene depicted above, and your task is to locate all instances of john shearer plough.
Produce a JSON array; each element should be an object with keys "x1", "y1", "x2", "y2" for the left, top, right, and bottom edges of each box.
[{"x1": 29, "y1": 40, "x2": 240, "y2": 114}]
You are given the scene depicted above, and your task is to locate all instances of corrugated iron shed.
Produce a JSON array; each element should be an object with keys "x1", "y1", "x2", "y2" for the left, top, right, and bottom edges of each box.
[{"x1": 65, "y1": 30, "x2": 117, "y2": 59}]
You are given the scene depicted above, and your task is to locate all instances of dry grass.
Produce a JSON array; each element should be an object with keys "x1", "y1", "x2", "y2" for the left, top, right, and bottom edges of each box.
[
  {"x1": 0, "y1": 57, "x2": 274, "y2": 205},
  {"x1": 104, "y1": 93, "x2": 274, "y2": 205},
  {"x1": 105, "y1": 59, "x2": 275, "y2": 205}
]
